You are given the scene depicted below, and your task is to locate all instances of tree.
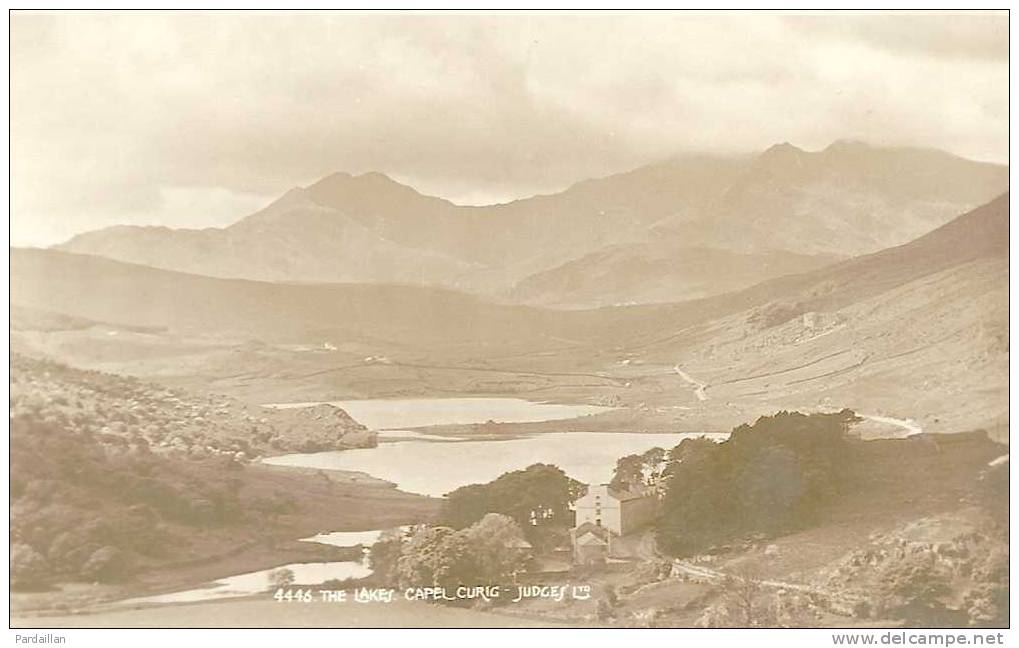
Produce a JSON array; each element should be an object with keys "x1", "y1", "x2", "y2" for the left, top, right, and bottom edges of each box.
[
  {"x1": 657, "y1": 437, "x2": 734, "y2": 555},
  {"x1": 611, "y1": 447, "x2": 668, "y2": 491},
  {"x1": 657, "y1": 411, "x2": 855, "y2": 556},
  {"x1": 610, "y1": 454, "x2": 645, "y2": 491},
  {"x1": 369, "y1": 528, "x2": 406, "y2": 585},
  {"x1": 268, "y1": 568, "x2": 295, "y2": 589},
  {"x1": 392, "y1": 517, "x2": 531, "y2": 594},
  {"x1": 441, "y1": 463, "x2": 584, "y2": 535},
  {"x1": 737, "y1": 445, "x2": 805, "y2": 532},
  {"x1": 461, "y1": 513, "x2": 530, "y2": 580},
  {"x1": 395, "y1": 527, "x2": 479, "y2": 590}
]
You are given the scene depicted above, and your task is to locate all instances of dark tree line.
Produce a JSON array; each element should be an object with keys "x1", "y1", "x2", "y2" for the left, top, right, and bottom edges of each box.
[
  {"x1": 441, "y1": 463, "x2": 584, "y2": 530},
  {"x1": 656, "y1": 409, "x2": 859, "y2": 556}
]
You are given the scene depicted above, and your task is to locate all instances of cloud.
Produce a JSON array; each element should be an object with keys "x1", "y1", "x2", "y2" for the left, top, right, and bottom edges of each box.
[
  {"x1": 10, "y1": 11, "x2": 1008, "y2": 246},
  {"x1": 783, "y1": 12, "x2": 1008, "y2": 61}
]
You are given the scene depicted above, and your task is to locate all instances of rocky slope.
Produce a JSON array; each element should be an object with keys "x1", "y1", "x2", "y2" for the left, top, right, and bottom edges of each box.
[
  {"x1": 10, "y1": 353, "x2": 375, "y2": 457},
  {"x1": 625, "y1": 193, "x2": 1009, "y2": 437},
  {"x1": 509, "y1": 243, "x2": 839, "y2": 308}
]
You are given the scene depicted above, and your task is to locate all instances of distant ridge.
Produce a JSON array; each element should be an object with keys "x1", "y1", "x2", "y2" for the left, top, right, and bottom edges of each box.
[{"x1": 57, "y1": 141, "x2": 1008, "y2": 307}]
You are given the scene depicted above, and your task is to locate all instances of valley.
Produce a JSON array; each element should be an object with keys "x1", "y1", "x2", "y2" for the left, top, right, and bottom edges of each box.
[
  {"x1": 9, "y1": 152, "x2": 1009, "y2": 630},
  {"x1": 12, "y1": 193, "x2": 1009, "y2": 439}
]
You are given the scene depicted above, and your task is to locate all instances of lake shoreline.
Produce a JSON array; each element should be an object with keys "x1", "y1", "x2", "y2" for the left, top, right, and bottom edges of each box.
[
  {"x1": 12, "y1": 397, "x2": 710, "y2": 623},
  {"x1": 11, "y1": 463, "x2": 441, "y2": 618}
]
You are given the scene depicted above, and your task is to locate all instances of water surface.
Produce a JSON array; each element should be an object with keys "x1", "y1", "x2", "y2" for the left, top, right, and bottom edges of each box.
[
  {"x1": 267, "y1": 397, "x2": 613, "y2": 430},
  {"x1": 124, "y1": 561, "x2": 371, "y2": 605},
  {"x1": 300, "y1": 528, "x2": 408, "y2": 548},
  {"x1": 264, "y1": 431, "x2": 725, "y2": 497}
]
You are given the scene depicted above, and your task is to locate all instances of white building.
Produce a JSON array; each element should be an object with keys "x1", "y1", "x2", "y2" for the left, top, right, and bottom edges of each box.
[{"x1": 573, "y1": 483, "x2": 658, "y2": 536}]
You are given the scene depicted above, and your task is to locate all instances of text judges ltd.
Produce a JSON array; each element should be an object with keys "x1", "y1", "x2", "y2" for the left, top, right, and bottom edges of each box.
[{"x1": 275, "y1": 585, "x2": 593, "y2": 604}]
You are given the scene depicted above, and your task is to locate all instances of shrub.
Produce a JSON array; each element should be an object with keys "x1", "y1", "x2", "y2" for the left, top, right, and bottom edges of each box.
[
  {"x1": 80, "y1": 545, "x2": 132, "y2": 583},
  {"x1": 11, "y1": 543, "x2": 50, "y2": 590}
]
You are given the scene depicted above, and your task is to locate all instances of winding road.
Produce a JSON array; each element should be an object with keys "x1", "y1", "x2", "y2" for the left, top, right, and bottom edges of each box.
[
  {"x1": 858, "y1": 413, "x2": 923, "y2": 437},
  {"x1": 672, "y1": 363, "x2": 922, "y2": 438},
  {"x1": 673, "y1": 365, "x2": 708, "y2": 401},
  {"x1": 670, "y1": 560, "x2": 843, "y2": 599}
]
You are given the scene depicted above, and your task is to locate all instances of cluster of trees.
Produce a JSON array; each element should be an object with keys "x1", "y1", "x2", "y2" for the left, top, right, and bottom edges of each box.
[
  {"x1": 371, "y1": 463, "x2": 585, "y2": 600},
  {"x1": 440, "y1": 463, "x2": 583, "y2": 549},
  {"x1": 369, "y1": 514, "x2": 531, "y2": 596},
  {"x1": 609, "y1": 446, "x2": 667, "y2": 491},
  {"x1": 10, "y1": 410, "x2": 295, "y2": 589},
  {"x1": 656, "y1": 410, "x2": 859, "y2": 556}
]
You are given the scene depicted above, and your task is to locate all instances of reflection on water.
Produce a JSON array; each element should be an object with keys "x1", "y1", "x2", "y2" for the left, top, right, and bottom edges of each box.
[
  {"x1": 264, "y1": 431, "x2": 726, "y2": 497},
  {"x1": 300, "y1": 527, "x2": 410, "y2": 548},
  {"x1": 124, "y1": 561, "x2": 372, "y2": 605},
  {"x1": 265, "y1": 397, "x2": 614, "y2": 430}
]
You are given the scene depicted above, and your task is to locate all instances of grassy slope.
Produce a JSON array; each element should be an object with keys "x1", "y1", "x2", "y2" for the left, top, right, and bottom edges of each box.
[{"x1": 9, "y1": 357, "x2": 440, "y2": 615}]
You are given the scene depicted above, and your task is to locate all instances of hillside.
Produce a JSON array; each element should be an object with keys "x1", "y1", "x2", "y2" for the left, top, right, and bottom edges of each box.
[
  {"x1": 509, "y1": 243, "x2": 839, "y2": 308},
  {"x1": 10, "y1": 353, "x2": 375, "y2": 457},
  {"x1": 12, "y1": 195, "x2": 1009, "y2": 435},
  {"x1": 9, "y1": 248, "x2": 583, "y2": 348},
  {"x1": 9, "y1": 354, "x2": 437, "y2": 593},
  {"x1": 620, "y1": 193, "x2": 1010, "y2": 437},
  {"x1": 57, "y1": 142, "x2": 1007, "y2": 306}
]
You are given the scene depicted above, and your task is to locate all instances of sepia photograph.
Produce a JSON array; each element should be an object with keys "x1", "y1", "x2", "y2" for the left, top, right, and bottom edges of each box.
[{"x1": 6, "y1": 7, "x2": 1011, "y2": 638}]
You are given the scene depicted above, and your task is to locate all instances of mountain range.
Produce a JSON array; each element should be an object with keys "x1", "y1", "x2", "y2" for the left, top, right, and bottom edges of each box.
[
  {"x1": 12, "y1": 139, "x2": 1009, "y2": 434},
  {"x1": 13, "y1": 191, "x2": 1008, "y2": 362},
  {"x1": 57, "y1": 141, "x2": 1007, "y2": 308}
]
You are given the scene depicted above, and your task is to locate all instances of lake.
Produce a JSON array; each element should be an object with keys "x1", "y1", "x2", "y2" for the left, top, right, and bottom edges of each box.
[
  {"x1": 125, "y1": 398, "x2": 718, "y2": 605},
  {"x1": 123, "y1": 561, "x2": 372, "y2": 605},
  {"x1": 264, "y1": 397, "x2": 723, "y2": 496},
  {"x1": 121, "y1": 529, "x2": 405, "y2": 605},
  {"x1": 299, "y1": 527, "x2": 409, "y2": 548},
  {"x1": 264, "y1": 431, "x2": 725, "y2": 496},
  {"x1": 266, "y1": 397, "x2": 614, "y2": 429}
]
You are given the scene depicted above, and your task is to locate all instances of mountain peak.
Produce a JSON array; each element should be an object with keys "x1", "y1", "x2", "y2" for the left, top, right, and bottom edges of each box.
[
  {"x1": 297, "y1": 169, "x2": 458, "y2": 216},
  {"x1": 356, "y1": 171, "x2": 396, "y2": 182},
  {"x1": 766, "y1": 141, "x2": 802, "y2": 154},
  {"x1": 754, "y1": 142, "x2": 809, "y2": 171},
  {"x1": 758, "y1": 141, "x2": 807, "y2": 163},
  {"x1": 825, "y1": 138, "x2": 871, "y2": 152},
  {"x1": 305, "y1": 170, "x2": 421, "y2": 201},
  {"x1": 308, "y1": 170, "x2": 402, "y2": 190}
]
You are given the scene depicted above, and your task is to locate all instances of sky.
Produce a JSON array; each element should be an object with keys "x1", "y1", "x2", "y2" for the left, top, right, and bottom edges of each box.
[{"x1": 10, "y1": 10, "x2": 1009, "y2": 247}]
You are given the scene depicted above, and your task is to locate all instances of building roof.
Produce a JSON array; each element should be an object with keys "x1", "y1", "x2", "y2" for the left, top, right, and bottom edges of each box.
[
  {"x1": 579, "y1": 483, "x2": 652, "y2": 502},
  {"x1": 573, "y1": 522, "x2": 611, "y2": 542},
  {"x1": 607, "y1": 486, "x2": 650, "y2": 502}
]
